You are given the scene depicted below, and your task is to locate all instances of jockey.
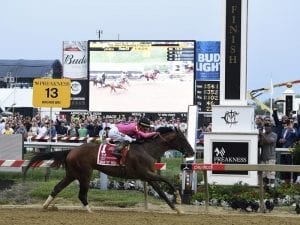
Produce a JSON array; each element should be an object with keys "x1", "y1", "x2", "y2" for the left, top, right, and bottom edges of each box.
[
  {"x1": 101, "y1": 72, "x2": 106, "y2": 81},
  {"x1": 120, "y1": 71, "x2": 127, "y2": 80},
  {"x1": 108, "y1": 117, "x2": 158, "y2": 158},
  {"x1": 96, "y1": 73, "x2": 102, "y2": 81}
]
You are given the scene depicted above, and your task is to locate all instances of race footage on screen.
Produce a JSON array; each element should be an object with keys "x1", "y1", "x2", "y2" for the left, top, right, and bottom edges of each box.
[{"x1": 88, "y1": 40, "x2": 195, "y2": 113}]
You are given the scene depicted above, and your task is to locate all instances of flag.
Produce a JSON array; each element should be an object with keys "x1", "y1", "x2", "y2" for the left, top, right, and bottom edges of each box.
[
  {"x1": 270, "y1": 76, "x2": 274, "y2": 113},
  {"x1": 270, "y1": 77, "x2": 274, "y2": 96}
]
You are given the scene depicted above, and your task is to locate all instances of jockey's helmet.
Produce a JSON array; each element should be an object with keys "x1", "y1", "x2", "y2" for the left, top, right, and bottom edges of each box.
[{"x1": 138, "y1": 117, "x2": 151, "y2": 128}]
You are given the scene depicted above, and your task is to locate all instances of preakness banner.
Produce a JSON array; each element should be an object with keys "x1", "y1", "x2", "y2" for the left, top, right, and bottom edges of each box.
[{"x1": 63, "y1": 41, "x2": 87, "y2": 79}]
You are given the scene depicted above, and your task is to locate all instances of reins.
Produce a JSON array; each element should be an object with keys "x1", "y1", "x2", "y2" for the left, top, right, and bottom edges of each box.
[
  {"x1": 158, "y1": 133, "x2": 168, "y2": 142},
  {"x1": 156, "y1": 128, "x2": 193, "y2": 158},
  {"x1": 157, "y1": 132, "x2": 177, "y2": 150}
]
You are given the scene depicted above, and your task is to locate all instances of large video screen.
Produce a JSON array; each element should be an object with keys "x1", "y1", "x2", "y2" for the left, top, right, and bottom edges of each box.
[{"x1": 88, "y1": 40, "x2": 195, "y2": 113}]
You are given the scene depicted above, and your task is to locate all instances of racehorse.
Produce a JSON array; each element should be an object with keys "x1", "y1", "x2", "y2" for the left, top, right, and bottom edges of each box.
[
  {"x1": 93, "y1": 78, "x2": 104, "y2": 87},
  {"x1": 106, "y1": 77, "x2": 129, "y2": 92},
  {"x1": 24, "y1": 127, "x2": 194, "y2": 214},
  {"x1": 140, "y1": 69, "x2": 160, "y2": 81},
  {"x1": 93, "y1": 73, "x2": 106, "y2": 87}
]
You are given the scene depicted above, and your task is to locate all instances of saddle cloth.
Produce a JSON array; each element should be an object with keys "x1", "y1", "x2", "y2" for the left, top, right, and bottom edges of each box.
[
  {"x1": 97, "y1": 143, "x2": 130, "y2": 166},
  {"x1": 97, "y1": 143, "x2": 119, "y2": 166}
]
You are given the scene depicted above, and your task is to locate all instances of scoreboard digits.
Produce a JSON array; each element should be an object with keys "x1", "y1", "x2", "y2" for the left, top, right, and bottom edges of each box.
[
  {"x1": 89, "y1": 41, "x2": 195, "y2": 61},
  {"x1": 167, "y1": 47, "x2": 194, "y2": 61}
]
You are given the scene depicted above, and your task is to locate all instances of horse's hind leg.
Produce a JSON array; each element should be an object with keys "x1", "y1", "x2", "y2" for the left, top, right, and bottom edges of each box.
[{"x1": 43, "y1": 175, "x2": 75, "y2": 209}]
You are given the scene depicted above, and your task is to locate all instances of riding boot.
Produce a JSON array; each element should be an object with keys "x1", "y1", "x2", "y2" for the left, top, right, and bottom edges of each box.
[{"x1": 112, "y1": 141, "x2": 128, "y2": 159}]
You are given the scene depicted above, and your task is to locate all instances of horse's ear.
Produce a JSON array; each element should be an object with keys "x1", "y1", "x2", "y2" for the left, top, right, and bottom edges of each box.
[{"x1": 175, "y1": 127, "x2": 184, "y2": 136}]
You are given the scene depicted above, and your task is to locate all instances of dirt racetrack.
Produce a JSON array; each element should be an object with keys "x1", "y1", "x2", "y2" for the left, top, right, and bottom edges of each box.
[
  {"x1": 0, "y1": 204, "x2": 299, "y2": 225},
  {"x1": 89, "y1": 78, "x2": 194, "y2": 112}
]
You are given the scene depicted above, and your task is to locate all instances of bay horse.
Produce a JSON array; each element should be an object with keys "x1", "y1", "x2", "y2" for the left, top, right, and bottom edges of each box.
[
  {"x1": 93, "y1": 73, "x2": 106, "y2": 87},
  {"x1": 140, "y1": 69, "x2": 160, "y2": 81},
  {"x1": 93, "y1": 78, "x2": 104, "y2": 87},
  {"x1": 101, "y1": 77, "x2": 129, "y2": 93},
  {"x1": 24, "y1": 127, "x2": 194, "y2": 214}
]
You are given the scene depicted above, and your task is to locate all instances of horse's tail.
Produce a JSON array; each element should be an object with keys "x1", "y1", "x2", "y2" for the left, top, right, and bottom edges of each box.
[{"x1": 24, "y1": 150, "x2": 71, "y2": 176}]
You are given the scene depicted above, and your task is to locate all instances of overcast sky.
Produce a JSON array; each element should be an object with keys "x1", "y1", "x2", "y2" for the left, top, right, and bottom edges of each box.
[{"x1": 1, "y1": 0, "x2": 300, "y2": 99}]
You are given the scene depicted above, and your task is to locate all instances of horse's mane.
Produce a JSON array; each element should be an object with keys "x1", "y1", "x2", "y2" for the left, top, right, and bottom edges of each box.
[{"x1": 156, "y1": 126, "x2": 174, "y2": 134}]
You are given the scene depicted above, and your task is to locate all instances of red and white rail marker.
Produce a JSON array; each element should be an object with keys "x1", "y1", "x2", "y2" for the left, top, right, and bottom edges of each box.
[
  {"x1": 0, "y1": 160, "x2": 53, "y2": 168},
  {"x1": 192, "y1": 163, "x2": 225, "y2": 171},
  {"x1": 154, "y1": 163, "x2": 166, "y2": 170},
  {"x1": 0, "y1": 160, "x2": 166, "y2": 170}
]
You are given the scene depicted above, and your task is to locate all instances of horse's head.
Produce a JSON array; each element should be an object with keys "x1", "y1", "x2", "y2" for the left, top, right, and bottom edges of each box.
[
  {"x1": 156, "y1": 127, "x2": 194, "y2": 158},
  {"x1": 153, "y1": 69, "x2": 160, "y2": 74}
]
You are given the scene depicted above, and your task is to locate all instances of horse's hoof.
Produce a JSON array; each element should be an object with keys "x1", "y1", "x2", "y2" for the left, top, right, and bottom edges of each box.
[
  {"x1": 175, "y1": 190, "x2": 182, "y2": 204},
  {"x1": 85, "y1": 205, "x2": 93, "y2": 213},
  {"x1": 176, "y1": 199, "x2": 182, "y2": 204},
  {"x1": 175, "y1": 207, "x2": 184, "y2": 215}
]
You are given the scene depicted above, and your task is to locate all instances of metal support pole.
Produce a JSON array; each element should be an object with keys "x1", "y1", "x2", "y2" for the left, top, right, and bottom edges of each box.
[
  {"x1": 144, "y1": 181, "x2": 148, "y2": 210},
  {"x1": 203, "y1": 170, "x2": 209, "y2": 210},
  {"x1": 258, "y1": 171, "x2": 265, "y2": 212},
  {"x1": 44, "y1": 145, "x2": 51, "y2": 181}
]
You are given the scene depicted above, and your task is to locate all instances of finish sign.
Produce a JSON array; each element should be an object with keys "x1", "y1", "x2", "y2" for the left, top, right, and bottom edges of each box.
[{"x1": 33, "y1": 78, "x2": 71, "y2": 108}]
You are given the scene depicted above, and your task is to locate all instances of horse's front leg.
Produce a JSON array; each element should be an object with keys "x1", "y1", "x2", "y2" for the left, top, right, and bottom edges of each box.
[
  {"x1": 145, "y1": 171, "x2": 177, "y2": 194},
  {"x1": 148, "y1": 180, "x2": 183, "y2": 214},
  {"x1": 145, "y1": 170, "x2": 183, "y2": 214},
  {"x1": 147, "y1": 172, "x2": 182, "y2": 205},
  {"x1": 110, "y1": 85, "x2": 116, "y2": 93}
]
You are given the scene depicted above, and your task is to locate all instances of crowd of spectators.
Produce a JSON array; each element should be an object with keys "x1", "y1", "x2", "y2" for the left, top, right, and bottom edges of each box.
[
  {"x1": 2, "y1": 110, "x2": 299, "y2": 148},
  {"x1": 2, "y1": 110, "x2": 300, "y2": 183},
  {"x1": 256, "y1": 109, "x2": 300, "y2": 183},
  {"x1": 0, "y1": 113, "x2": 188, "y2": 140},
  {"x1": 255, "y1": 109, "x2": 300, "y2": 149}
]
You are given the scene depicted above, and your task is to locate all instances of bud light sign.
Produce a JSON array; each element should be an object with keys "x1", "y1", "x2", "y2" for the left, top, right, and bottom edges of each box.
[{"x1": 196, "y1": 41, "x2": 220, "y2": 81}]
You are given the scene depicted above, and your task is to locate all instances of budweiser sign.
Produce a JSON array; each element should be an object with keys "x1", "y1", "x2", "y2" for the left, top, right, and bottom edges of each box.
[{"x1": 63, "y1": 41, "x2": 87, "y2": 79}]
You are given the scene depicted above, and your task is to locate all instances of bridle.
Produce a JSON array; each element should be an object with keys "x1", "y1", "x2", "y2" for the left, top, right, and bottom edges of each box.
[
  {"x1": 157, "y1": 133, "x2": 168, "y2": 144},
  {"x1": 157, "y1": 132, "x2": 180, "y2": 152},
  {"x1": 157, "y1": 129, "x2": 193, "y2": 158}
]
